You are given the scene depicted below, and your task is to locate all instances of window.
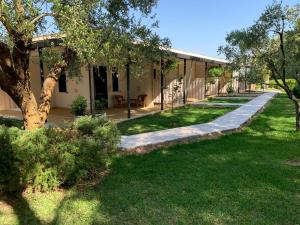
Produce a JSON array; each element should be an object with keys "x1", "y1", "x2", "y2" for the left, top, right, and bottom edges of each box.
[
  {"x1": 58, "y1": 70, "x2": 67, "y2": 93},
  {"x1": 153, "y1": 69, "x2": 157, "y2": 79},
  {"x1": 112, "y1": 69, "x2": 119, "y2": 92},
  {"x1": 38, "y1": 48, "x2": 44, "y2": 87}
]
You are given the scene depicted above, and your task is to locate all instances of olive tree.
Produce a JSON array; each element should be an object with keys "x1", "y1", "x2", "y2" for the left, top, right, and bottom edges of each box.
[
  {"x1": 0, "y1": 0, "x2": 170, "y2": 130},
  {"x1": 219, "y1": 2, "x2": 300, "y2": 131}
]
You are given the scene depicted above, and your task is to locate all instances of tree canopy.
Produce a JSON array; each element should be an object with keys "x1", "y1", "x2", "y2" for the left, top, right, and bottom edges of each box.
[
  {"x1": 219, "y1": 1, "x2": 300, "y2": 131},
  {"x1": 0, "y1": 0, "x2": 171, "y2": 130}
]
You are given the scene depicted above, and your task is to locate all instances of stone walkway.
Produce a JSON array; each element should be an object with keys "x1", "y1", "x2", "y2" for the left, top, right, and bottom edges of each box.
[{"x1": 119, "y1": 92, "x2": 276, "y2": 153}]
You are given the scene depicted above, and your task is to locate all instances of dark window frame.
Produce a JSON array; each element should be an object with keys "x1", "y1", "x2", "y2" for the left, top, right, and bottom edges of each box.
[
  {"x1": 112, "y1": 68, "x2": 119, "y2": 92},
  {"x1": 38, "y1": 47, "x2": 44, "y2": 87},
  {"x1": 153, "y1": 69, "x2": 157, "y2": 79}
]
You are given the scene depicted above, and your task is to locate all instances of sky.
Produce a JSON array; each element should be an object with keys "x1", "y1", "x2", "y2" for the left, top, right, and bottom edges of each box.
[{"x1": 153, "y1": 0, "x2": 299, "y2": 59}]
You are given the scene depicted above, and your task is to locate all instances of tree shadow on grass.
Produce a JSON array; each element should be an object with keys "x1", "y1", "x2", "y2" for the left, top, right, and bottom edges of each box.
[{"x1": 0, "y1": 193, "x2": 43, "y2": 225}]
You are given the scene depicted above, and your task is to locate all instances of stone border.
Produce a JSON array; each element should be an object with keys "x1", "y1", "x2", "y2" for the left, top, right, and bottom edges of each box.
[
  {"x1": 192, "y1": 102, "x2": 244, "y2": 107},
  {"x1": 119, "y1": 92, "x2": 276, "y2": 154},
  {"x1": 211, "y1": 96, "x2": 255, "y2": 100}
]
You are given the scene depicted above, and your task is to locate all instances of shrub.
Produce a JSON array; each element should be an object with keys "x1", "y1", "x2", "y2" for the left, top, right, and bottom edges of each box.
[
  {"x1": 94, "y1": 98, "x2": 107, "y2": 111},
  {"x1": 226, "y1": 84, "x2": 234, "y2": 94},
  {"x1": 268, "y1": 79, "x2": 297, "y2": 90},
  {"x1": 292, "y1": 85, "x2": 300, "y2": 98},
  {"x1": 71, "y1": 95, "x2": 87, "y2": 116},
  {"x1": 0, "y1": 116, "x2": 120, "y2": 193}
]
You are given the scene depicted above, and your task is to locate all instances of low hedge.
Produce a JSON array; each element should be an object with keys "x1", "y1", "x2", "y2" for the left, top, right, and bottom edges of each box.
[
  {"x1": 0, "y1": 116, "x2": 120, "y2": 193},
  {"x1": 0, "y1": 116, "x2": 23, "y2": 128}
]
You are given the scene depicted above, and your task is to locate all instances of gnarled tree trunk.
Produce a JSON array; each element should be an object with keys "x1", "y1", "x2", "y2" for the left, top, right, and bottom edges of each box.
[
  {"x1": 38, "y1": 50, "x2": 74, "y2": 125},
  {"x1": 20, "y1": 91, "x2": 41, "y2": 130},
  {"x1": 0, "y1": 40, "x2": 41, "y2": 130},
  {"x1": 0, "y1": 39, "x2": 73, "y2": 130}
]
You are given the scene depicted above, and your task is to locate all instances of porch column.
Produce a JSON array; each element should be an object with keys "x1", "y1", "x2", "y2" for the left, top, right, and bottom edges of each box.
[
  {"x1": 183, "y1": 59, "x2": 187, "y2": 104},
  {"x1": 88, "y1": 64, "x2": 93, "y2": 114},
  {"x1": 126, "y1": 63, "x2": 131, "y2": 119},
  {"x1": 217, "y1": 78, "x2": 220, "y2": 96},
  {"x1": 217, "y1": 64, "x2": 221, "y2": 96},
  {"x1": 204, "y1": 62, "x2": 208, "y2": 97},
  {"x1": 160, "y1": 59, "x2": 164, "y2": 111}
]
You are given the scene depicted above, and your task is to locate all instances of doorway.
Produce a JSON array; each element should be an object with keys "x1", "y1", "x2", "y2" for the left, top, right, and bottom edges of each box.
[{"x1": 93, "y1": 66, "x2": 108, "y2": 108}]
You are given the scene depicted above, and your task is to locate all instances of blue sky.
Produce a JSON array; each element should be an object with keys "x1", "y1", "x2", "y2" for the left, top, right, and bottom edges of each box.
[{"x1": 153, "y1": 0, "x2": 299, "y2": 58}]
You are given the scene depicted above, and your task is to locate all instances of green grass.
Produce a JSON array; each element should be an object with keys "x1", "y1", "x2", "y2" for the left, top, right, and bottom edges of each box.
[
  {"x1": 205, "y1": 98, "x2": 250, "y2": 103},
  {"x1": 1, "y1": 94, "x2": 300, "y2": 225},
  {"x1": 118, "y1": 105, "x2": 235, "y2": 135}
]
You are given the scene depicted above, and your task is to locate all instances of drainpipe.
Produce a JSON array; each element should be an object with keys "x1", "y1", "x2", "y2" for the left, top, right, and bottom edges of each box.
[
  {"x1": 126, "y1": 63, "x2": 131, "y2": 118},
  {"x1": 88, "y1": 64, "x2": 93, "y2": 114}
]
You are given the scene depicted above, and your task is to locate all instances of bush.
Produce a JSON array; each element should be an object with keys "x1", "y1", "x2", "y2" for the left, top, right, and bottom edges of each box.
[
  {"x1": 0, "y1": 116, "x2": 120, "y2": 193},
  {"x1": 94, "y1": 98, "x2": 107, "y2": 111},
  {"x1": 293, "y1": 85, "x2": 300, "y2": 98},
  {"x1": 226, "y1": 84, "x2": 234, "y2": 94},
  {"x1": 268, "y1": 79, "x2": 297, "y2": 90},
  {"x1": 71, "y1": 96, "x2": 87, "y2": 116}
]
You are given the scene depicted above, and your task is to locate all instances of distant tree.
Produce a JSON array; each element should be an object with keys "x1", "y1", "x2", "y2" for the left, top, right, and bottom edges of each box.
[
  {"x1": 208, "y1": 66, "x2": 224, "y2": 84},
  {"x1": 0, "y1": 0, "x2": 170, "y2": 130},
  {"x1": 169, "y1": 76, "x2": 183, "y2": 112},
  {"x1": 219, "y1": 1, "x2": 300, "y2": 131}
]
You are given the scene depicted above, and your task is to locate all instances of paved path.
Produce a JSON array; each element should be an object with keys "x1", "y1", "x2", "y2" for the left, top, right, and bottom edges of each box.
[{"x1": 119, "y1": 92, "x2": 276, "y2": 153}]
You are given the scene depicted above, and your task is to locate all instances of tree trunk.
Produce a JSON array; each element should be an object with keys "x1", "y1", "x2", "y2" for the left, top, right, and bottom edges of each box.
[
  {"x1": 0, "y1": 40, "x2": 41, "y2": 130},
  {"x1": 38, "y1": 49, "x2": 73, "y2": 125},
  {"x1": 21, "y1": 91, "x2": 41, "y2": 130},
  {"x1": 38, "y1": 73, "x2": 60, "y2": 125}
]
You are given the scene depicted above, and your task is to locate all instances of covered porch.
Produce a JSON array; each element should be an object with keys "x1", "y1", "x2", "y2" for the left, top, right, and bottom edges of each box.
[{"x1": 0, "y1": 104, "x2": 179, "y2": 127}]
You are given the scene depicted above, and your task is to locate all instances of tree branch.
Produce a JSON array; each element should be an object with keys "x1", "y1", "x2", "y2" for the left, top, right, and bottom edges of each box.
[
  {"x1": 13, "y1": 0, "x2": 25, "y2": 17},
  {"x1": 30, "y1": 11, "x2": 84, "y2": 27},
  {"x1": 0, "y1": 1, "x2": 17, "y2": 36},
  {"x1": 30, "y1": 12, "x2": 57, "y2": 25}
]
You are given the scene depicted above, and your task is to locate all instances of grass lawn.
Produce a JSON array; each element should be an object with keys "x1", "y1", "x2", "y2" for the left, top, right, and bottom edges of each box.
[
  {"x1": 118, "y1": 105, "x2": 235, "y2": 135},
  {"x1": 205, "y1": 98, "x2": 251, "y2": 104},
  {"x1": 0, "y1": 94, "x2": 300, "y2": 225}
]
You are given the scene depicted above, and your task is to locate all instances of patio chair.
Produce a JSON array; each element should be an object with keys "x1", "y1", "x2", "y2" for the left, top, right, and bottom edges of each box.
[
  {"x1": 114, "y1": 95, "x2": 126, "y2": 107},
  {"x1": 136, "y1": 94, "x2": 147, "y2": 108}
]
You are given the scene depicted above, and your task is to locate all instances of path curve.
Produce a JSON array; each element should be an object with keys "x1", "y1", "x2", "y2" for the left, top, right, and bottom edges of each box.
[{"x1": 120, "y1": 92, "x2": 276, "y2": 153}]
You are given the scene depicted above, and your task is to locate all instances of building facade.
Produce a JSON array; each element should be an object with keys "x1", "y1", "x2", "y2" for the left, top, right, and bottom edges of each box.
[{"x1": 0, "y1": 38, "x2": 245, "y2": 113}]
